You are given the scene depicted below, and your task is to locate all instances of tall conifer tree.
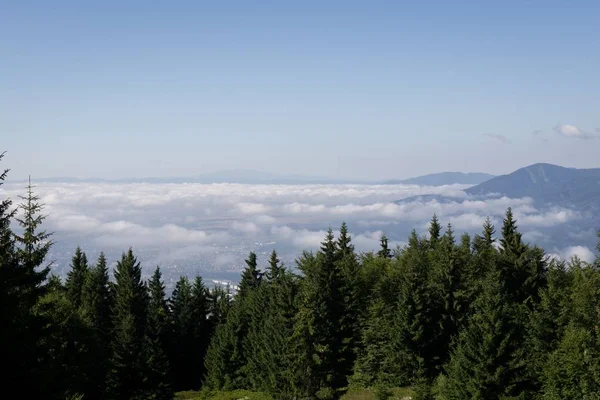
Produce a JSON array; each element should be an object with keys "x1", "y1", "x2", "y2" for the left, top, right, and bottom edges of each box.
[
  {"x1": 107, "y1": 249, "x2": 148, "y2": 400},
  {"x1": 66, "y1": 246, "x2": 89, "y2": 309}
]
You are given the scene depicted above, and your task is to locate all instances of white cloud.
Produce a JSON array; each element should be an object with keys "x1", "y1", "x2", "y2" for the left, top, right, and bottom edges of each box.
[
  {"x1": 549, "y1": 246, "x2": 596, "y2": 263},
  {"x1": 1, "y1": 181, "x2": 588, "y2": 275},
  {"x1": 553, "y1": 124, "x2": 600, "y2": 139}
]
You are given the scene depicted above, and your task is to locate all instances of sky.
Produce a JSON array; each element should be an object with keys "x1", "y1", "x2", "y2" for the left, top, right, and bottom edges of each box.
[{"x1": 1, "y1": 0, "x2": 599, "y2": 180}]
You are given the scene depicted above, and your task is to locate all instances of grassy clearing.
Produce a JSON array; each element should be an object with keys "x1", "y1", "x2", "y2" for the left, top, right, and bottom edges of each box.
[
  {"x1": 342, "y1": 387, "x2": 413, "y2": 400},
  {"x1": 175, "y1": 387, "x2": 413, "y2": 400},
  {"x1": 174, "y1": 390, "x2": 273, "y2": 400}
]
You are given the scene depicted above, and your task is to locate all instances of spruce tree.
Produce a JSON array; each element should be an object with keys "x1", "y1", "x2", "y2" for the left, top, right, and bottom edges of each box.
[
  {"x1": 335, "y1": 224, "x2": 364, "y2": 387},
  {"x1": 0, "y1": 152, "x2": 23, "y2": 395},
  {"x1": 439, "y1": 269, "x2": 528, "y2": 399},
  {"x1": 266, "y1": 249, "x2": 283, "y2": 282},
  {"x1": 245, "y1": 257, "x2": 298, "y2": 396},
  {"x1": 169, "y1": 276, "x2": 195, "y2": 391},
  {"x1": 290, "y1": 229, "x2": 349, "y2": 398},
  {"x1": 8, "y1": 177, "x2": 53, "y2": 396},
  {"x1": 107, "y1": 249, "x2": 148, "y2": 400},
  {"x1": 428, "y1": 214, "x2": 442, "y2": 246},
  {"x1": 239, "y1": 251, "x2": 262, "y2": 298},
  {"x1": 80, "y1": 252, "x2": 113, "y2": 400},
  {"x1": 66, "y1": 246, "x2": 89, "y2": 309},
  {"x1": 498, "y1": 208, "x2": 547, "y2": 306},
  {"x1": 393, "y1": 230, "x2": 435, "y2": 392},
  {"x1": 144, "y1": 267, "x2": 173, "y2": 400},
  {"x1": 378, "y1": 234, "x2": 392, "y2": 259},
  {"x1": 191, "y1": 276, "x2": 210, "y2": 389}
]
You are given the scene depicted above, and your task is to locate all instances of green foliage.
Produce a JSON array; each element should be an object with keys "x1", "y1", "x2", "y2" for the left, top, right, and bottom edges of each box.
[
  {"x1": 107, "y1": 249, "x2": 148, "y2": 400},
  {"x1": 65, "y1": 246, "x2": 89, "y2": 309},
  {"x1": 541, "y1": 325, "x2": 600, "y2": 399},
  {"x1": 175, "y1": 389, "x2": 273, "y2": 400},
  {"x1": 1, "y1": 175, "x2": 52, "y2": 397},
  {"x1": 144, "y1": 267, "x2": 173, "y2": 399},
  {"x1": 439, "y1": 269, "x2": 528, "y2": 400}
]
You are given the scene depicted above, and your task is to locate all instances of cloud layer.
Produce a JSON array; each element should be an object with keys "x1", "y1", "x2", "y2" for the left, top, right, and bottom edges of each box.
[{"x1": 0, "y1": 181, "x2": 589, "y2": 278}]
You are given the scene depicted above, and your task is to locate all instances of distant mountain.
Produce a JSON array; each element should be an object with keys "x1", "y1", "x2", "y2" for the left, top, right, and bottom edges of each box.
[
  {"x1": 384, "y1": 172, "x2": 494, "y2": 186},
  {"x1": 466, "y1": 163, "x2": 600, "y2": 209},
  {"x1": 23, "y1": 170, "x2": 362, "y2": 185}
]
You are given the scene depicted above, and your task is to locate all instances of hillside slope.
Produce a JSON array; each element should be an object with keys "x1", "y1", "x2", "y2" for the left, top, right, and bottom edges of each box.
[
  {"x1": 385, "y1": 172, "x2": 494, "y2": 186},
  {"x1": 466, "y1": 163, "x2": 600, "y2": 208}
]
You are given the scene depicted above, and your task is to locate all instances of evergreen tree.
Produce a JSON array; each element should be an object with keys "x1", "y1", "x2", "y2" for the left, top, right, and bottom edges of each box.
[
  {"x1": 37, "y1": 277, "x2": 92, "y2": 400},
  {"x1": 14, "y1": 177, "x2": 53, "y2": 302},
  {"x1": 245, "y1": 260, "x2": 298, "y2": 396},
  {"x1": 266, "y1": 249, "x2": 283, "y2": 282},
  {"x1": 378, "y1": 234, "x2": 392, "y2": 259},
  {"x1": 205, "y1": 253, "x2": 264, "y2": 390},
  {"x1": 337, "y1": 222, "x2": 354, "y2": 257},
  {"x1": 191, "y1": 276, "x2": 210, "y2": 389},
  {"x1": 80, "y1": 252, "x2": 113, "y2": 400},
  {"x1": 239, "y1": 251, "x2": 262, "y2": 298},
  {"x1": 169, "y1": 276, "x2": 196, "y2": 391},
  {"x1": 541, "y1": 325, "x2": 600, "y2": 399},
  {"x1": 438, "y1": 269, "x2": 528, "y2": 399},
  {"x1": 107, "y1": 249, "x2": 148, "y2": 400},
  {"x1": 335, "y1": 224, "x2": 364, "y2": 388},
  {"x1": 499, "y1": 209, "x2": 547, "y2": 306},
  {"x1": 428, "y1": 214, "x2": 442, "y2": 247},
  {"x1": 290, "y1": 229, "x2": 349, "y2": 398},
  {"x1": 524, "y1": 259, "x2": 572, "y2": 394},
  {"x1": 0, "y1": 152, "x2": 23, "y2": 395},
  {"x1": 393, "y1": 230, "x2": 436, "y2": 392},
  {"x1": 144, "y1": 267, "x2": 172, "y2": 400},
  {"x1": 65, "y1": 247, "x2": 89, "y2": 309},
  {"x1": 6, "y1": 177, "x2": 53, "y2": 396}
]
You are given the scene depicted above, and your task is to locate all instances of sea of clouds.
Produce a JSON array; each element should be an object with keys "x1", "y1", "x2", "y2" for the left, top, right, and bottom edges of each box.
[{"x1": 1, "y1": 182, "x2": 596, "y2": 281}]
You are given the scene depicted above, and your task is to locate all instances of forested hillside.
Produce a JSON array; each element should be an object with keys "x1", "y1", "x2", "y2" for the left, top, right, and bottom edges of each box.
[{"x1": 1, "y1": 153, "x2": 599, "y2": 400}]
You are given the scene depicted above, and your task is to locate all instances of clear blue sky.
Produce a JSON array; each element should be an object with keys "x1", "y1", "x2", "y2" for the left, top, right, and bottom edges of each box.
[{"x1": 2, "y1": 0, "x2": 599, "y2": 180}]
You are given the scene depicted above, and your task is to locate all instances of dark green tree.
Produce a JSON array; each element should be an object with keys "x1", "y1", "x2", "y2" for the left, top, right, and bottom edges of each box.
[
  {"x1": 6, "y1": 178, "x2": 53, "y2": 396},
  {"x1": 428, "y1": 214, "x2": 442, "y2": 247},
  {"x1": 438, "y1": 270, "x2": 528, "y2": 399},
  {"x1": 239, "y1": 251, "x2": 262, "y2": 298},
  {"x1": 80, "y1": 252, "x2": 113, "y2": 399},
  {"x1": 144, "y1": 267, "x2": 173, "y2": 400},
  {"x1": 169, "y1": 276, "x2": 196, "y2": 391},
  {"x1": 107, "y1": 249, "x2": 148, "y2": 400},
  {"x1": 190, "y1": 276, "x2": 210, "y2": 389},
  {"x1": 65, "y1": 246, "x2": 89, "y2": 309},
  {"x1": 378, "y1": 234, "x2": 392, "y2": 259},
  {"x1": 290, "y1": 229, "x2": 350, "y2": 398}
]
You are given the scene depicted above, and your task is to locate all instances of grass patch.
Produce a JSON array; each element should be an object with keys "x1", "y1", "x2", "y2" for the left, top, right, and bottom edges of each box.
[
  {"x1": 176, "y1": 387, "x2": 412, "y2": 400},
  {"x1": 341, "y1": 387, "x2": 413, "y2": 400},
  {"x1": 174, "y1": 390, "x2": 273, "y2": 400}
]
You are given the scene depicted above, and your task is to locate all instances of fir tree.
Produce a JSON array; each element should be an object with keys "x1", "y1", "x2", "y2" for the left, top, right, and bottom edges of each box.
[
  {"x1": 394, "y1": 230, "x2": 435, "y2": 390},
  {"x1": 337, "y1": 222, "x2": 354, "y2": 258},
  {"x1": 66, "y1": 246, "x2": 89, "y2": 309},
  {"x1": 439, "y1": 269, "x2": 528, "y2": 399},
  {"x1": 191, "y1": 276, "x2": 210, "y2": 389},
  {"x1": 378, "y1": 234, "x2": 392, "y2": 259},
  {"x1": 169, "y1": 276, "x2": 195, "y2": 391},
  {"x1": 80, "y1": 252, "x2": 113, "y2": 399},
  {"x1": 266, "y1": 249, "x2": 283, "y2": 282},
  {"x1": 144, "y1": 267, "x2": 172, "y2": 400},
  {"x1": 290, "y1": 229, "x2": 349, "y2": 398},
  {"x1": 107, "y1": 249, "x2": 148, "y2": 400},
  {"x1": 8, "y1": 177, "x2": 53, "y2": 396},
  {"x1": 428, "y1": 214, "x2": 442, "y2": 247},
  {"x1": 239, "y1": 251, "x2": 262, "y2": 298}
]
